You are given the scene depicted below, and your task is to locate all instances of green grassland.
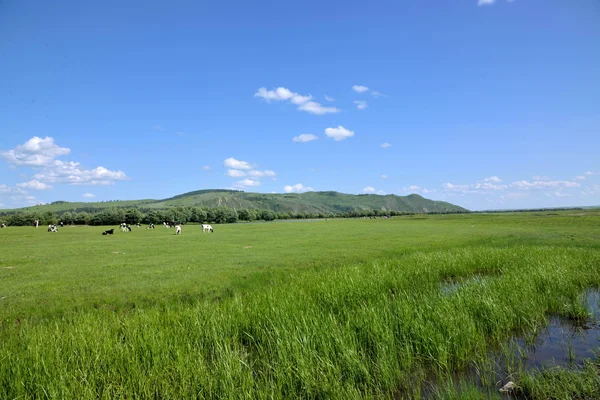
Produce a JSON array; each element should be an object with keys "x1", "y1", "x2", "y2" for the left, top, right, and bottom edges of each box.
[
  {"x1": 1, "y1": 211, "x2": 600, "y2": 398},
  {"x1": 4, "y1": 189, "x2": 467, "y2": 214}
]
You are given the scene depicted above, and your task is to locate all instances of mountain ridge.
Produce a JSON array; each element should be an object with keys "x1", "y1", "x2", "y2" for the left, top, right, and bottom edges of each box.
[{"x1": 2, "y1": 189, "x2": 468, "y2": 214}]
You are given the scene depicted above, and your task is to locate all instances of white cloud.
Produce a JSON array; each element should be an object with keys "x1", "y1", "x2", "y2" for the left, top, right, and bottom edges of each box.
[
  {"x1": 1, "y1": 136, "x2": 70, "y2": 167},
  {"x1": 297, "y1": 101, "x2": 340, "y2": 115},
  {"x1": 255, "y1": 87, "x2": 339, "y2": 115},
  {"x1": 483, "y1": 176, "x2": 502, "y2": 183},
  {"x1": 1, "y1": 137, "x2": 128, "y2": 186},
  {"x1": 0, "y1": 184, "x2": 27, "y2": 194},
  {"x1": 234, "y1": 178, "x2": 260, "y2": 188},
  {"x1": 533, "y1": 176, "x2": 550, "y2": 181},
  {"x1": 381, "y1": 143, "x2": 392, "y2": 148},
  {"x1": 325, "y1": 95, "x2": 335, "y2": 102},
  {"x1": 380, "y1": 175, "x2": 388, "y2": 179},
  {"x1": 554, "y1": 192, "x2": 572, "y2": 197},
  {"x1": 352, "y1": 85, "x2": 369, "y2": 93},
  {"x1": 248, "y1": 170, "x2": 276, "y2": 178},
  {"x1": 478, "y1": 0, "x2": 496, "y2": 5},
  {"x1": 16, "y1": 180, "x2": 52, "y2": 190},
  {"x1": 224, "y1": 157, "x2": 252, "y2": 170},
  {"x1": 404, "y1": 185, "x2": 436, "y2": 195},
  {"x1": 582, "y1": 185, "x2": 600, "y2": 196},
  {"x1": 363, "y1": 186, "x2": 376, "y2": 193},
  {"x1": 227, "y1": 169, "x2": 246, "y2": 177},
  {"x1": 284, "y1": 183, "x2": 313, "y2": 193},
  {"x1": 82, "y1": 193, "x2": 95, "y2": 198},
  {"x1": 354, "y1": 100, "x2": 368, "y2": 110},
  {"x1": 202, "y1": 165, "x2": 211, "y2": 171},
  {"x1": 371, "y1": 90, "x2": 384, "y2": 98},
  {"x1": 33, "y1": 162, "x2": 128, "y2": 186},
  {"x1": 574, "y1": 176, "x2": 586, "y2": 180},
  {"x1": 325, "y1": 126, "x2": 355, "y2": 141},
  {"x1": 510, "y1": 180, "x2": 580, "y2": 190},
  {"x1": 293, "y1": 134, "x2": 318, "y2": 143},
  {"x1": 584, "y1": 171, "x2": 595, "y2": 176}
]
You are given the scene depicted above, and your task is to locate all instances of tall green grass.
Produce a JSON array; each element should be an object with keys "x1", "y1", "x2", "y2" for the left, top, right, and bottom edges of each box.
[{"x1": 2, "y1": 244, "x2": 600, "y2": 399}]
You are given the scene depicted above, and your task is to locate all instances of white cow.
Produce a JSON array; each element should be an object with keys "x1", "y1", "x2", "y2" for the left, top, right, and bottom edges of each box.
[
  {"x1": 202, "y1": 224, "x2": 214, "y2": 233},
  {"x1": 48, "y1": 224, "x2": 58, "y2": 232},
  {"x1": 175, "y1": 225, "x2": 181, "y2": 235}
]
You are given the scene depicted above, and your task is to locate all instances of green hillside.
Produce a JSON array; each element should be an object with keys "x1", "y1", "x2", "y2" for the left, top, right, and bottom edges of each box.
[{"x1": 3, "y1": 189, "x2": 468, "y2": 214}]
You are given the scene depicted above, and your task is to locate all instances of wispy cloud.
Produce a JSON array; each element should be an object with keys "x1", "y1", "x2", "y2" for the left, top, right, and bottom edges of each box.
[
  {"x1": 248, "y1": 170, "x2": 276, "y2": 178},
  {"x1": 362, "y1": 186, "x2": 376, "y2": 193},
  {"x1": 354, "y1": 100, "x2": 368, "y2": 110},
  {"x1": 574, "y1": 176, "x2": 586, "y2": 180},
  {"x1": 324, "y1": 95, "x2": 335, "y2": 102},
  {"x1": 482, "y1": 176, "x2": 502, "y2": 183},
  {"x1": 380, "y1": 143, "x2": 392, "y2": 148},
  {"x1": 234, "y1": 178, "x2": 260, "y2": 188},
  {"x1": 585, "y1": 171, "x2": 595, "y2": 176},
  {"x1": 380, "y1": 175, "x2": 388, "y2": 179},
  {"x1": 293, "y1": 134, "x2": 318, "y2": 143},
  {"x1": 284, "y1": 183, "x2": 313, "y2": 193},
  {"x1": 202, "y1": 165, "x2": 211, "y2": 171},
  {"x1": 325, "y1": 126, "x2": 355, "y2": 141},
  {"x1": 404, "y1": 185, "x2": 436, "y2": 195},
  {"x1": 82, "y1": 193, "x2": 95, "y2": 198},
  {"x1": 255, "y1": 87, "x2": 340, "y2": 115},
  {"x1": 478, "y1": 0, "x2": 496, "y2": 5},
  {"x1": 227, "y1": 169, "x2": 246, "y2": 177}
]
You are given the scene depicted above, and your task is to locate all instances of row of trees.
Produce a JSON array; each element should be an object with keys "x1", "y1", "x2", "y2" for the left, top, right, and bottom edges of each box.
[{"x1": 0, "y1": 205, "x2": 463, "y2": 227}]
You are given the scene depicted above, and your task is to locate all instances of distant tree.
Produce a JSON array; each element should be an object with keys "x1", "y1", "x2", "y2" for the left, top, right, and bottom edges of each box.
[
  {"x1": 125, "y1": 208, "x2": 143, "y2": 224},
  {"x1": 61, "y1": 211, "x2": 73, "y2": 225},
  {"x1": 261, "y1": 210, "x2": 276, "y2": 221}
]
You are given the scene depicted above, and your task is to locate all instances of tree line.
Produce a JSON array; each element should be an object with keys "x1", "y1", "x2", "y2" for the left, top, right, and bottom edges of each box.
[{"x1": 0, "y1": 205, "x2": 460, "y2": 227}]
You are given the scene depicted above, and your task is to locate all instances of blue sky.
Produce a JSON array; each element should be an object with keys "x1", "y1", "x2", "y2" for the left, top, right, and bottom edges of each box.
[{"x1": 1, "y1": 0, "x2": 599, "y2": 211}]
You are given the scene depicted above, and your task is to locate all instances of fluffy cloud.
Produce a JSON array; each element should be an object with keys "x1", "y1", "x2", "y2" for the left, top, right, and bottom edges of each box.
[
  {"x1": 227, "y1": 169, "x2": 246, "y2": 177},
  {"x1": 1, "y1": 136, "x2": 70, "y2": 167},
  {"x1": 325, "y1": 126, "x2": 355, "y2": 141},
  {"x1": 284, "y1": 183, "x2": 313, "y2": 193},
  {"x1": 82, "y1": 193, "x2": 95, "y2": 198},
  {"x1": 478, "y1": 0, "x2": 496, "y2": 5},
  {"x1": 255, "y1": 87, "x2": 340, "y2": 115},
  {"x1": 224, "y1": 157, "x2": 252, "y2": 170},
  {"x1": 248, "y1": 170, "x2": 276, "y2": 178},
  {"x1": 292, "y1": 134, "x2": 318, "y2": 143},
  {"x1": 354, "y1": 100, "x2": 368, "y2": 110},
  {"x1": 16, "y1": 180, "x2": 52, "y2": 190},
  {"x1": 33, "y1": 162, "x2": 127, "y2": 186},
  {"x1": 1, "y1": 137, "x2": 128, "y2": 187},
  {"x1": 363, "y1": 186, "x2": 376, "y2": 193},
  {"x1": 380, "y1": 143, "x2": 392, "y2": 148},
  {"x1": 352, "y1": 85, "x2": 369, "y2": 93}
]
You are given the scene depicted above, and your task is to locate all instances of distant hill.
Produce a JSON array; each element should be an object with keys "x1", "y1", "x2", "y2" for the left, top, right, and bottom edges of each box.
[{"x1": 3, "y1": 189, "x2": 468, "y2": 214}]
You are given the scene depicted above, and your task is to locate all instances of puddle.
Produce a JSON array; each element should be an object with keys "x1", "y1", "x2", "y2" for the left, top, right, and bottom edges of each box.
[
  {"x1": 421, "y1": 289, "x2": 600, "y2": 398},
  {"x1": 507, "y1": 289, "x2": 600, "y2": 369}
]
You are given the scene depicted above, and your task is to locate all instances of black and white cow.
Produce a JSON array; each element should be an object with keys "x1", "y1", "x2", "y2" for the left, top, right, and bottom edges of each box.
[
  {"x1": 146, "y1": 223, "x2": 155, "y2": 229},
  {"x1": 1, "y1": 223, "x2": 6, "y2": 228},
  {"x1": 175, "y1": 225, "x2": 181, "y2": 235},
  {"x1": 202, "y1": 224, "x2": 214, "y2": 233},
  {"x1": 48, "y1": 224, "x2": 58, "y2": 232},
  {"x1": 102, "y1": 228, "x2": 115, "y2": 235}
]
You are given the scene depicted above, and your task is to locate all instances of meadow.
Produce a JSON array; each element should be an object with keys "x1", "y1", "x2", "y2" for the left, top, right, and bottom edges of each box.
[{"x1": 1, "y1": 211, "x2": 600, "y2": 399}]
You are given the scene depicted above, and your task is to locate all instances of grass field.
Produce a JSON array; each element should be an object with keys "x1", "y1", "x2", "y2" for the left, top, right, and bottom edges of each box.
[{"x1": 2, "y1": 212, "x2": 600, "y2": 398}]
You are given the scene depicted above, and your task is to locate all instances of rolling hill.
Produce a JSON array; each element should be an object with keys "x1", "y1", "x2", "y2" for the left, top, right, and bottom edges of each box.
[{"x1": 3, "y1": 190, "x2": 468, "y2": 214}]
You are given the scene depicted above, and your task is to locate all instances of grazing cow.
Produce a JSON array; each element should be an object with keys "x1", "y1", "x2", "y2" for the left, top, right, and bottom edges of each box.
[
  {"x1": 146, "y1": 223, "x2": 155, "y2": 229},
  {"x1": 202, "y1": 224, "x2": 214, "y2": 233},
  {"x1": 60, "y1": 221, "x2": 64, "y2": 228},
  {"x1": 175, "y1": 225, "x2": 181, "y2": 235},
  {"x1": 120, "y1": 223, "x2": 131, "y2": 232},
  {"x1": 102, "y1": 228, "x2": 115, "y2": 235},
  {"x1": 48, "y1": 224, "x2": 58, "y2": 232}
]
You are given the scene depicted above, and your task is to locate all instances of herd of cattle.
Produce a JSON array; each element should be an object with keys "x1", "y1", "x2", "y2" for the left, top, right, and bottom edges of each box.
[{"x1": 0, "y1": 220, "x2": 214, "y2": 235}]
